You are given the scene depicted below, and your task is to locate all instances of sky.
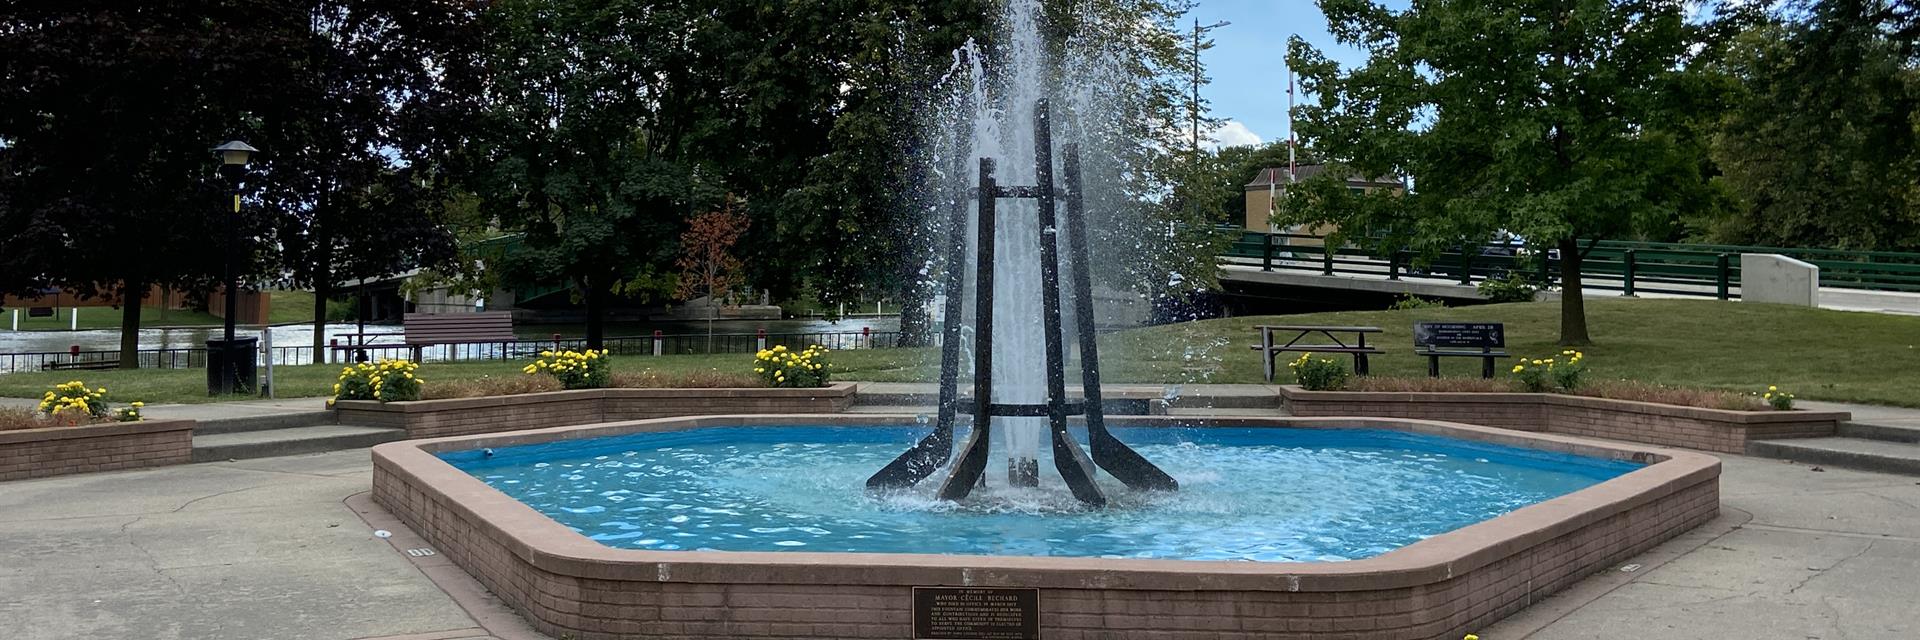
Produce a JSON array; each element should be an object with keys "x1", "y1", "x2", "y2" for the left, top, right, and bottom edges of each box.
[{"x1": 1188, "y1": 0, "x2": 1407, "y2": 149}]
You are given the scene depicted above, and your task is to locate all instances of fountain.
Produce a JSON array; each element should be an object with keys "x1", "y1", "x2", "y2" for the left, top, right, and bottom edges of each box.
[
  {"x1": 364, "y1": 2, "x2": 1726, "y2": 637},
  {"x1": 864, "y1": 97, "x2": 1176, "y2": 507}
]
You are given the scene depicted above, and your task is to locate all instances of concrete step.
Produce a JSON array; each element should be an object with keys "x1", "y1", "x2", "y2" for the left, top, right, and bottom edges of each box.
[
  {"x1": 192, "y1": 424, "x2": 405, "y2": 462},
  {"x1": 1747, "y1": 437, "x2": 1920, "y2": 476},
  {"x1": 192, "y1": 410, "x2": 338, "y2": 435},
  {"x1": 1836, "y1": 421, "x2": 1920, "y2": 444}
]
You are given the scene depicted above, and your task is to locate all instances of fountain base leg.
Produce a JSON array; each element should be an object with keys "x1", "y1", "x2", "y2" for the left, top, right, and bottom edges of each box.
[{"x1": 1008, "y1": 457, "x2": 1040, "y2": 487}]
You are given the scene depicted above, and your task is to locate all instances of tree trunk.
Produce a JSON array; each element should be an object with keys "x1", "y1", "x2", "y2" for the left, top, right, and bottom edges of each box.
[
  {"x1": 118, "y1": 280, "x2": 144, "y2": 369},
  {"x1": 312, "y1": 280, "x2": 331, "y2": 364},
  {"x1": 1556, "y1": 237, "x2": 1591, "y2": 346},
  {"x1": 583, "y1": 274, "x2": 606, "y2": 350}
]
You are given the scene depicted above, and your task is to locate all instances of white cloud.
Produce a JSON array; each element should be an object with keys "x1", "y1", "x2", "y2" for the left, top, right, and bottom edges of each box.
[{"x1": 1207, "y1": 120, "x2": 1263, "y2": 150}]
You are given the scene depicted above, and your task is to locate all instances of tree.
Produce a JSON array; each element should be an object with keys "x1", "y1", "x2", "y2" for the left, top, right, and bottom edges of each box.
[
  {"x1": 1703, "y1": 1, "x2": 1920, "y2": 250},
  {"x1": 459, "y1": 0, "x2": 715, "y2": 349},
  {"x1": 1286, "y1": 0, "x2": 1722, "y2": 345},
  {"x1": 0, "y1": 2, "x2": 287, "y2": 367},
  {"x1": 252, "y1": 0, "x2": 477, "y2": 359},
  {"x1": 676, "y1": 198, "x2": 750, "y2": 353}
]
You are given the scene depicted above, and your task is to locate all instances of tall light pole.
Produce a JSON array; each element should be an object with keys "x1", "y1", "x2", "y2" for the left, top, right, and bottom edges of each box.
[{"x1": 209, "y1": 140, "x2": 258, "y2": 395}]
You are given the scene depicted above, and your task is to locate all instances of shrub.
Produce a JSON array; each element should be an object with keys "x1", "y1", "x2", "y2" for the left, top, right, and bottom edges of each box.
[
  {"x1": 330, "y1": 359, "x2": 425, "y2": 405},
  {"x1": 1477, "y1": 272, "x2": 1538, "y2": 303},
  {"x1": 114, "y1": 401, "x2": 145, "y2": 422},
  {"x1": 1389, "y1": 295, "x2": 1446, "y2": 310},
  {"x1": 523, "y1": 349, "x2": 611, "y2": 390},
  {"x1": 1346, "y1": 376, "x2": 1520, "y2": 393},
  {"x1": 420, "y1": 375, "x2": 563, "y2": 400},
  {"x1": 1763, "y1": 385, "x2": 1795, "y2": 410},
  {"x1": 1580, "y1": 379, "x2": 1767, "y2": 411},
  {"x1": 613, "y1": 369, "x2": 763, "y2": 389},
  {"x1": 37, "y1": 380, "x2": 113, "y2": 424},
  {"x1": 1287, "y1": 353, "x2": 1349, "y2": 391},
  {"x1": 1551, "y1": 349, "x2": 1587, "y2": 390},
  {"x1": 1511, "y1": 350, "x2": 1585, "y2": 392},
  {"x1": 0, "y1": 406, "x2": 48, "y2": 431},
  {"x1": 754, "y1": 344, "x2": 831, "y2": 388}
]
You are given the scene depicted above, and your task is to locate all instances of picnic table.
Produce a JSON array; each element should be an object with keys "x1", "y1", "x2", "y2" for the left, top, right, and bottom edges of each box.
[{"x1": 1251, "y1": 325, "x2": 1385, "y2": 382}]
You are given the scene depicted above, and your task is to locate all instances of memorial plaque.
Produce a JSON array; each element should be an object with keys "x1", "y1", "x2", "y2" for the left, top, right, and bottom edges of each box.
[
  {"x1": 27, "y1": 307, "x2": 53, "y2": 318},
  {"x1": 912, "y1": 587, "x2": 1040, "y2": 640},
  {"x1": 1413, "y1": 322, "x2": 1504, "y2": 349}
]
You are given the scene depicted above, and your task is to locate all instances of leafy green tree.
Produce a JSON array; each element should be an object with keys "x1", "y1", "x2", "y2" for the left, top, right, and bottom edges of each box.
[
  {"x1": 0, "y1": 1, "x2": 284, "y2": 367},
  {"x1": 1704, "y1": 1, "x2": 1920, "y2": 250},
  {"x1": 459, "y1": 0, "x2": 717, "y2": 348},
  {"x1": 1286, "y1": 0, "x2": 1723, "y2": 345},
  {"x1": 253, "y1": 0, "x2": 477, "y2": 358}
]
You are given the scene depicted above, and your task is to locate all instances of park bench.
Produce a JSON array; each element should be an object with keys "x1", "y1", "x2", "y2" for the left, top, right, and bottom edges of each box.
[
  {"x1": 41, "y1": 360, "x2": 118, "y2": 371},
  {"x1": 1413, "y1": 322, "x2": 1509, "y2": 378},
  {"x1": 332, "y1": 311, "x2": 517, "y2": 362},
  {"x1": 1252, "y1": 325, "x2": 1385, "y2": 382}
]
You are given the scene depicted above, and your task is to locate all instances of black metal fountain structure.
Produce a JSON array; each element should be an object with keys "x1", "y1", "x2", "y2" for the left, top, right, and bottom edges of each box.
[{"x1": 866, "y1": 99, "x2": 1177, "y2": 508}]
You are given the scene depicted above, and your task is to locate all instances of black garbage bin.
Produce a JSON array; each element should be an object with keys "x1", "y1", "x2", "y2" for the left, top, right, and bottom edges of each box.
[{"x1": 206, "y1": 337, "x2": 259, "y2": 395}]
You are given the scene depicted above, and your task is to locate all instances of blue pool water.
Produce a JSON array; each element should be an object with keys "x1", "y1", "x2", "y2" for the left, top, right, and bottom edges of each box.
[{"x1": 440, "y1": 426, "x2": 1639, "y2": 562}]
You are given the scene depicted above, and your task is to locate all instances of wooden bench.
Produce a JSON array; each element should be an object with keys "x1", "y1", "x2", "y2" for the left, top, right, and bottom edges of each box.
[
  {"x1": 1413, "y1": 322, "x2": 1509, "y2": 378},
  {"x1": 400, "y1": 311, "x2": 517, "y2": 360},
  {"x1": 1252, "y1": 325, "x2": 1385, "y2": 382},
  {"x1": 42, "y1": 360, "x2": 119, "y2": 371}
]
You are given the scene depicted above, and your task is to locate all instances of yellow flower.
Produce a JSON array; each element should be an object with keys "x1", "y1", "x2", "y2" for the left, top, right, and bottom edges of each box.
[
  {"x1": 1511, "y1": 365, "x2": 1524, "y2": 373},
  {"x1": 131, "y1": 401, "x2": 144, "y2": 408},
  {"x1": 1532, "y1": 359, "x2": 1543, "y2": 365},
  {"x1": 1768, "y1": 385, "x2": 1778, "y2": 391}
]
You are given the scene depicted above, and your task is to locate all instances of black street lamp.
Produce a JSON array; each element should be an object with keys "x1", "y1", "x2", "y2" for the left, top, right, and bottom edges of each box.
[{"x1": 208, "y1": 140, "x2": 258, "y2": 396}]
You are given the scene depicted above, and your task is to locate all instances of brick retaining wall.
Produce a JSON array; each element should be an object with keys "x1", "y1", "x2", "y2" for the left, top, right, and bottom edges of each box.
[
  {"x1": 0, "y1": 419, "x2": 194, "y2": 481},
  {"x1": 373, "y1": 414, "x2": 1721, "y2": 640},
  {"x1": 1281, "y1": 387, "x2": 1846, "y2": 453},
  {"x1": 337, "y1": 383, "x2": 856, "y2": 439}
]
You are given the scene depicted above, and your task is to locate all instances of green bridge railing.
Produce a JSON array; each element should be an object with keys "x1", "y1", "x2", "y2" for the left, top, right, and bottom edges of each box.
[{"x1": 1219, "y1": 230, "x2": 1920, "y2": 298}]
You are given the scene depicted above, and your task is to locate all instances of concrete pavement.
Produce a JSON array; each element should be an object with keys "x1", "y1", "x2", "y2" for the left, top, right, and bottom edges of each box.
[
  {"x1": 1485, "y1": 455, "x2": 1920, "y2": 639},
  {"x1": 3, "y1": 443, "x2": 1920, "y2": 639},
  {"x1": 0, "y1": 449, "x2": 509, "y2": 640}
]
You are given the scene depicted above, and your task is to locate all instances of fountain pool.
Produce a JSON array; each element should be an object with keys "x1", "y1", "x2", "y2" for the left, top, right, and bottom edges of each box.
[
  {"x1": 371, "y1": 414, "x2": 1720, "y2": 640},
  {"x1": 440, "y1": 425, "x2": 1638, "y2": 562}
]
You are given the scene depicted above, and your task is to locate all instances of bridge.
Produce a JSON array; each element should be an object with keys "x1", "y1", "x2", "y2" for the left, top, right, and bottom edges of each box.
[{"x1": 1216, "y1": 231, "x2": 1920, "y2": 316}]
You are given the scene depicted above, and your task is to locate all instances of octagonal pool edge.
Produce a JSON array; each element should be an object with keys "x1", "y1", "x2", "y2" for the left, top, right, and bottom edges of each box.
[{"x1": 370, "y1": 414, "x2": 1721, "y2": 640}]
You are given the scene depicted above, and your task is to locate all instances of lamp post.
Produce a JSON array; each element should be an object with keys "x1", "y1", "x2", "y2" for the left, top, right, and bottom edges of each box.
[{"x1": 208, "y1": 140, "x2": 258, "y2": 395}]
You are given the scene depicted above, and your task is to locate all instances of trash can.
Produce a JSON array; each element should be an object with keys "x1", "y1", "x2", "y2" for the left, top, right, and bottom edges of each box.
[{"x1": 206, "y1": 337, "x2": 259, "y2": 395}]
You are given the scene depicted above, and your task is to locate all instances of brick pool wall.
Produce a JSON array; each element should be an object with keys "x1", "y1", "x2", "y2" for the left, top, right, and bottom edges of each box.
[
  {"x1": 338, "y1": 383, "x2": 856, "y2": 439},
  {"x1": 0, "y1": 419, "x2": 194, "y2": 481},
  {"x1": 1281, "y1": 387, "x2": 1846, "y2": 453},
  {"x1": 372, "y1": 414, "x2": 1721, "y2": 640}
]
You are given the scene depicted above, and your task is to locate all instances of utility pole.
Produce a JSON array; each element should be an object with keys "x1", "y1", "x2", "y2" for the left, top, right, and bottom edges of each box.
[{"x1": 1190, "y1": 18, "x2": 1230, "y2": 158}]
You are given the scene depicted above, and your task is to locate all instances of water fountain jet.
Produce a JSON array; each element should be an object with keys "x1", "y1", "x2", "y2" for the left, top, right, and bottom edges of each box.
[{"x1": 866, "y1": 99, "x2": 1177, "y2": 507}]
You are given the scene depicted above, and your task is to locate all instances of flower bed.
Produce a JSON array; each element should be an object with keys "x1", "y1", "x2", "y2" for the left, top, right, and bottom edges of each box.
[
  {"x1": 0, "y1": 419, "x2": 195, "y2": 481},
  {"x1": 336, "y1": 382, "x2": 858, "y2": 439},
  {"x1": 1280, "y1": 386, "x2": 1848, "y2": 453}
]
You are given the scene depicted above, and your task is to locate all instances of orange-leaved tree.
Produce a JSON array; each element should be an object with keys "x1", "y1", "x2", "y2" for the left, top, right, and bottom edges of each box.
[{"x1": 676, "y1": 197, "x2": 750, "y2": 353}]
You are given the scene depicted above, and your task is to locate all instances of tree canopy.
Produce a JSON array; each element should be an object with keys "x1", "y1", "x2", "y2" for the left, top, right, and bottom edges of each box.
[
  {"x1": 1702, "y1": 0, "x2": 1920, "y2": 250},
  {"x1": 1285, "y1": 0, "x2": 1725, "y2": 344}
]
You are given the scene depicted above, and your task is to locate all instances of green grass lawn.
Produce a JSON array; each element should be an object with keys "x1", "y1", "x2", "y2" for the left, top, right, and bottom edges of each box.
[
  {"x1": 5, "y1": 305, "x2": 224, "y2": 331},
  {"x1": 266, "y1": 290, "x2": 317, "y2": 326},
  {"x1": 4, "y1": 298, "x2": 1916, "y2": 406},
  {"x1": 5, "y1": 289, "x2": 315, "y2": 331}
]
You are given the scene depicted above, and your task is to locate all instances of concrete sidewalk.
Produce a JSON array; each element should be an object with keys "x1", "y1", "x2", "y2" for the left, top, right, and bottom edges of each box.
[{"x1": 2, "y1": 445, "x2": 1918, "y2": 639}]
